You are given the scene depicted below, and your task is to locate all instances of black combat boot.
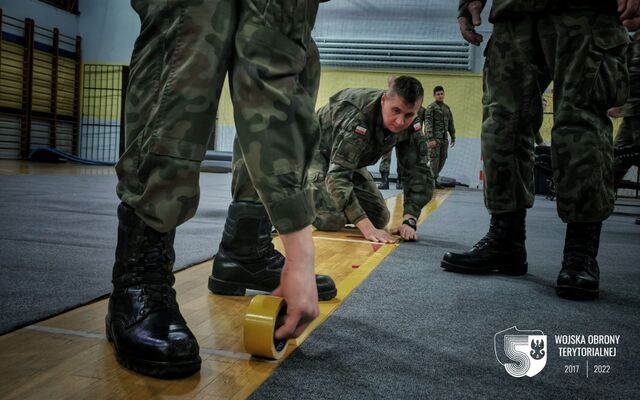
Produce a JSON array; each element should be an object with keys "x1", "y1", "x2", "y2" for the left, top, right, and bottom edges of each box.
[
  {"x1": 441, "y1": 209, "x2": 528, "y2": 275},
  {"x1": 556, "y1": 222, "x2": 602, "y2": 300},
  {"x1": 106, "y1": 203, "x2": 201, "y2": 379},
  {"x1": 378, "y1": 171, "x2": 390, "y2": 190},
  {"x1": 396, "y1": 175, "x2": 403, "y2": 190},
  {"x1": 209, "y1": 201, "x2": 337, "y2": 300}
]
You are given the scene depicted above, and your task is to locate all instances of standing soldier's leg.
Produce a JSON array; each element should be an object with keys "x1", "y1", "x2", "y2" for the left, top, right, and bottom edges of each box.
[
  {"x1": 429, "y1": 144, "x2": 441, "y2": 184},
  {"x1": 378, "y1": 151, "x2": 391, "y2": 189},
  {"x1": 231, "y1": 0, "x2": 319, "y2": 234},
  {"x1": 210, "y1": 37, "x2": 336, "y2": 301},
  {"x1": 545, "y1": 12, "x2": 628, "y2": 299},
  {"x1": 109, "y1": 0, "x2": 236, "y2": 378},
  {"x1": 437, "y1": 139, "x2": 449, "y2": 179},
  {"x1": 442, "y1": 18, "x2": 549, "y2": 276}
]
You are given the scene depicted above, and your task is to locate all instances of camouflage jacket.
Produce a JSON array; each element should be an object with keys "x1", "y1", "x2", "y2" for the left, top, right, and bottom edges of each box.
[
  {"x1": 317, "y1": 88, "x2": 433, "y2": 220},
  {"x1": 458, "y1": 0, "x2": 618, "y2": 22},
  {"x1": 424, "y1": 101, "x2": 455, "y2": 143}
]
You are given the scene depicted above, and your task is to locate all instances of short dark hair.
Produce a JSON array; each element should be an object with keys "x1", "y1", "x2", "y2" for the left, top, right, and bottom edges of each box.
[
  {"x1": 388, "y1": 76, "x2": 424, "y2": 105},
  {"x1": 433, "y1": 85, "x2": 444, "y2": 95}
]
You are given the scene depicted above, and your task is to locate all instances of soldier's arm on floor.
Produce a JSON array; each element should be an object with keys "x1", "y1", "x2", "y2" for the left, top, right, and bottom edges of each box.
[
  {"x1": 325, "y1": 124, "x2": 369, "y2": 224},
  {"x1": 396, "y1": 129, "x2": 434, "y2": 220}
]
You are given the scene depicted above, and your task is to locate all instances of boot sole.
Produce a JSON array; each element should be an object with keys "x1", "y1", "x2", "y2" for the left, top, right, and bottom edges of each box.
[
  {"x1": 208, "y1": 276, "x2": 338, "y2": 301},
  {"x1": 105, "y1": 318, "x2": 201, "y2": 379},
  {"x1": 440, "y1": 260, "x2": 528, "y2": 276},
  {"x1": 556, "y1": 285, "x2": 599, "y2": 300}
]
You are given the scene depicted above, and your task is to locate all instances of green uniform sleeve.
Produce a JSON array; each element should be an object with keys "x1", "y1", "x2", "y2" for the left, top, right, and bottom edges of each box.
[
  {"x1": 325, "y1": 125, "x2": 370, "y2": 224},
  {"x1": 396, "y1": 130, "x2": 434, "y2": 218},
  {"x1": 447, "y1": 106, "x2": 456, "y2": 142},
  {"x1": 424, "y1": 104, "x2": 435, "y2": 142},
  {"x1": 458, "y1": 0, "x2": 487, "y2": 19}
]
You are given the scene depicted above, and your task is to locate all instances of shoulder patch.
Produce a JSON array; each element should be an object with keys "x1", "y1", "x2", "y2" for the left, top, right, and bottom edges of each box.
[
  {"x1": 413, "y1": 121, "x2": 422, "y2": 132},
  {"x1": 354, "y1": 125, "x2": 368, "y2": 136}
]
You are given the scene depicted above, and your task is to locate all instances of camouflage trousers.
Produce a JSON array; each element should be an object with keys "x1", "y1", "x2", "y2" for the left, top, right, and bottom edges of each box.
[
  {"x1": 613, "y1": 116, "x2": 640, "y2": 184},
  {"x1": 482, "y1": 11, "x2": 628, "y2": 222},
  {"x1": 310, "y1": 157, "x2": 389, "y2": 231},
  {"x1": 378, "y1": 148, "x2": 402, "y2": 177},
  {"x1": 115, "y1": 0, "x2": 320, "y2": 234},
  {"x1": 429, "y1": 139, "x2": 448, "y2": 180}
]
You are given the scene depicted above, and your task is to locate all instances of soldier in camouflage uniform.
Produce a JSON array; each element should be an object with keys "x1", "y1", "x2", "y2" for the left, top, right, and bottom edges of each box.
[
  {"x1": 310, "y1": 76, "x2": 434, "y2": 243},
  {"x1": 441, "y1": 0, "x2": 630, "y2": 300},
  {"x1": 378, "y1": 106, "x2": 426, "y2": 190},
  {"x1": 109, "y1": 0, "x2": 329, "y2": 379},
  {"x1": 377, "y1": 148, "x2": 398, "y2": 190},
  {"x1": 425, "y1": 86, "x2": 456, "y2": 187}
]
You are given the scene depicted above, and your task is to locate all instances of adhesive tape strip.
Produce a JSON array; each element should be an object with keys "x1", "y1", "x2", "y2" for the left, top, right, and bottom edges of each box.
[{"x1": 243, "y1": 295, "x2": 289, "y2": 359}]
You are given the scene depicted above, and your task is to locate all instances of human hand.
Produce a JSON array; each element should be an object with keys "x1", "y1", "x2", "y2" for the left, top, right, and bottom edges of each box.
[
  {"x1": 458, "y1": 1, "x2": 484, "y2": 46},
  {"x1": 390, "y1": 224, "x2": 418, "y2": 241},
  {"x1": 362, "y1": 227, "x2": 396, "y2": 243},
  {"x1": 356, "y1": 218, "x2": 396, "y2": 243},
  {"x1": 450, "y1": 140, "x2": 456, "y2": 148},
  {"x1": 272, "y1": 226, "x2": 319, "y2": 340},
  {"x1": 607, "y1": 107, "x2": 622, "y2": 118},
  {"x1": 618, "y1": 0, "x2": 640, "y2": 29}
]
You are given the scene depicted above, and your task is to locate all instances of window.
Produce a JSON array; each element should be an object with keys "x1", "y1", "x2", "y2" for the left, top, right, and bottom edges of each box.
[{"x1": 39, "y1": 0, "x2": 79, "y2": 15}]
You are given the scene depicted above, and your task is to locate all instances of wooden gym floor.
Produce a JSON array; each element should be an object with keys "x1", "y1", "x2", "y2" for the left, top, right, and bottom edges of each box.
[{"x1": 0, "y1": 160, "x2": 450, "y2": 399}]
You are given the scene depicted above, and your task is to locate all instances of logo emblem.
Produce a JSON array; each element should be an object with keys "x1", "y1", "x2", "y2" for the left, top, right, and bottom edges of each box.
[{"x1": 494, "y1": 326, "x2": 547, "y2": 377}]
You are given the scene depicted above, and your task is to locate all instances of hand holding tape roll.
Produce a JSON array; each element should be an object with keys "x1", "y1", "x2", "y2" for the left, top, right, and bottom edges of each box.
[{"x1": 243, "y1": 295, "x2": 291, "y2": 359}]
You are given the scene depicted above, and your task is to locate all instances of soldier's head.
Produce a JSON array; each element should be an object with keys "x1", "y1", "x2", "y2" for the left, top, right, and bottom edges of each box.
[
  {"x1": 381, "y1": 76, "x2": 424, "y2": 133},
  {"x1": 433, "y1": 86, "x2": 445, "y2": 103}
]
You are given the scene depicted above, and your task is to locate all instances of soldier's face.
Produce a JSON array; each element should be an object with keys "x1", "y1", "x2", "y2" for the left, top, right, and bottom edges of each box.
[
  {"x1": 434, "y1": 91, "x2": 445, "y2": 102},
  {"x1": 381, "y1": 93, "x2": 423, "y2": 133}
]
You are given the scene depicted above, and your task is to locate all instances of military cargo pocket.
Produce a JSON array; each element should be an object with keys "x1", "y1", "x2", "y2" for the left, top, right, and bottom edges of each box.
[
  {"x1": 149, "y1": 136, "x2": 208, "y2": 162},
  {"x1": 589, "y1": 24, "x2": 629, "y2": 109},
  {"x1": 251, "y1": 0, "x2": 311, "y2": 46},
  {"x1": 332, "y1": 138, "x2": 364, "y2": 170}
]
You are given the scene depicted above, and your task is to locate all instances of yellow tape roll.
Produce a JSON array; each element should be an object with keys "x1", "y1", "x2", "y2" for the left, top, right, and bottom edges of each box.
[{"x1": 243, "y1": 295, "x2": 290, "y2": 359}]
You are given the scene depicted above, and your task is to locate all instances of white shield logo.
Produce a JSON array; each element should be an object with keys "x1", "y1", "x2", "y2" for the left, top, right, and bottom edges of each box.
[{"x1": 495, "y1": 327, "x2": 547, "y2": 378}]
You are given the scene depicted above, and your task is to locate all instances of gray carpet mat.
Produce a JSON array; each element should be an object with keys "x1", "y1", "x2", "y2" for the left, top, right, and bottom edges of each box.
[
  {"x1": 251, "y1": 189, "x2": 640, "y2": 399},
  {"x1": 0, "y1": 173, "x2": 232, "y2": 335}
]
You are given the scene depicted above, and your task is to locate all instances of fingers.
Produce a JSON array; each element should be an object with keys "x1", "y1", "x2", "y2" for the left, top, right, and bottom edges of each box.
[
  {"x1": 619, "y1": 0, "x2": 640, "y2": 19},
  {"x1": 365, "y1": 228, "x2": 395, "y2": 243},
  {"x1": 274, "y1": 304, "x2": 318, "y2": 340},
  {"x1": 399, "y1": 226, "x2": 417, "y2": 241},
  {"x1": 458, "y1": 17, "x2": 483, "y2": 46},
  {"x1": 607, "y1": 107, "x2": 622, "y2": 118},
  {"x1": 271, "y1": 286, "x2": 283, "y2": 298},
  {"x1": 618, "y1": 0, "x2": 626, "y2": 12},
  {"x1": 274, "y1": 314, "x2": 299, "y2": 340},
  {"x1": 292, "y1": 315, "x2": 315, "y2": 338},
  {"x1": 623, "y1": 16, "x2": 640, "y2": 30}
]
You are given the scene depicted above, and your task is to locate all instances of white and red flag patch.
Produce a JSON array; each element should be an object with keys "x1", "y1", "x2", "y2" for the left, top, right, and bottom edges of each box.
[
  {"x1": 354, "y1": 125, "x2": 368, "y2": 136},
  {"x1": 413, "y1": 122, "x2": 422, "y2": 132}
]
